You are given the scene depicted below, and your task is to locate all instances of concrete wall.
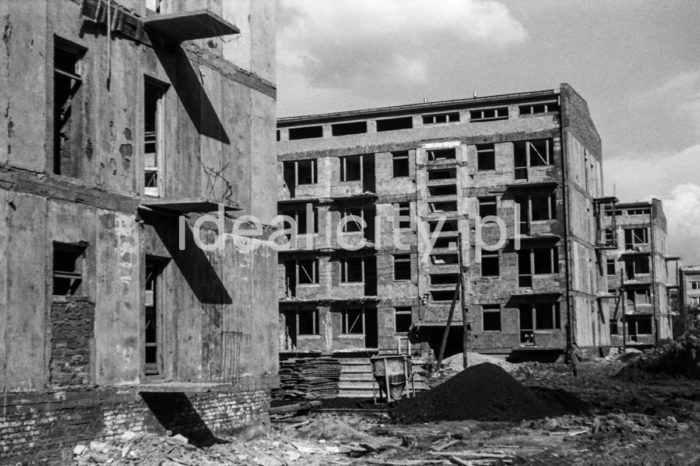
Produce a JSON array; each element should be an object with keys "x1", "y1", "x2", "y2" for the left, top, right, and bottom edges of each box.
[{"x1": 0, "y1": 0, "x2": 278, "y2": 430}]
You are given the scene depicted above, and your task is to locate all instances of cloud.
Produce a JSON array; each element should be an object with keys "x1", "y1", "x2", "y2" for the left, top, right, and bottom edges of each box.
[
  {"x1": 605, "y1": 145, "x2": 700, "y2": 263},
  {"x1": 661, "y1": 184, "x2": 700, "y2": 264},
  {"x1": 277, "y1": 0, "x2": 527, "y2": 112},
  {"x1": 604, "y1": 144, "x2": 700, "y2": 201}
]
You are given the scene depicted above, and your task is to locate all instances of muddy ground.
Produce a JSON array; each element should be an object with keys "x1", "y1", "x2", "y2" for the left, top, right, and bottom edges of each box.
[{"x1": 74, "y1": 360, "x2": 700, "y2": 465}]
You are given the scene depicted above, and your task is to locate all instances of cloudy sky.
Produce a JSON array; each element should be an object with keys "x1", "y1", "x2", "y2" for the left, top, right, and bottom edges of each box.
[{"x1": 276, "y1": 0, "x2": 700, "y2": 263}]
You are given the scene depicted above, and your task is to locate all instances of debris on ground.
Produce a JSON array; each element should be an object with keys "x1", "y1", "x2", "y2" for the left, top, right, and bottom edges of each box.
[
  {"x1": 620, "y1": 321, "x2": 700, "y2": 379},
  {"x1": 74, "y1": 358, "x2": 700, "y2": 465},
  {"x1": 390, "y1": 362, "x2": 586, "y2": 423}
]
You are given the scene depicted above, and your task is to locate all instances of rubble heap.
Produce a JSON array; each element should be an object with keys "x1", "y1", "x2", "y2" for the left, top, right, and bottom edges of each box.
[
  {"x1": 624, "y1": 321, "x2": 700, "y2": 378},
  {"x1": 391, "y1": 362, "x2": 584, "y2": 423}
]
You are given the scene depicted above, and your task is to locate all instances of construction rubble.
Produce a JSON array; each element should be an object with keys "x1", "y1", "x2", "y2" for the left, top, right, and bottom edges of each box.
[{"x1": 72, "y1": 354, "x2": 700, "y2": 465}]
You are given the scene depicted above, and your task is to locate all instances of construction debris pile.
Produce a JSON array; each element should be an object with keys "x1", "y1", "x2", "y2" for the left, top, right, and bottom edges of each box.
[
  {"x1": 391, "y1": 362, "x2": 586, "y2": 423},
  {"x1": 622, "y1": 321, "x2": 700, "y2": 379},
  {"x1": 274, "y1": 357, "x2": 341, "y2": 400}
]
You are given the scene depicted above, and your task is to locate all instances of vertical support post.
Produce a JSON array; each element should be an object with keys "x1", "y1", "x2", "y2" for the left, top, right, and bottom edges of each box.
[{"x1": 458, "y1": 233, "x2": 469, "y2": 369}]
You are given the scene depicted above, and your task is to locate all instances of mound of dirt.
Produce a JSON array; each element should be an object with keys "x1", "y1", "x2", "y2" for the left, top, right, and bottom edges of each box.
[
  {"x1": 620, "y1": 321, "x2": 700, "y2": 379},
  {"x1": 391, "y1": 363, "x2": 584, "y2": 424}
]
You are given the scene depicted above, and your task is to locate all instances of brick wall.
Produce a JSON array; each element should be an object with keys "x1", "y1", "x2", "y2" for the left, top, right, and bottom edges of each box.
[
  {"x1": 50, "y1": 299, "x2": 95, "y2": 388},
  {"x1": 0, "y1": 388, "x2": 270, "y2": 464}
]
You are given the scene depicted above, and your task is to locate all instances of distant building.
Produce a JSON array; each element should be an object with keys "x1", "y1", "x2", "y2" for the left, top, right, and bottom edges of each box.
[
  {"x1": 276, "y1": 83, "x2": 621, "y2": 382},
  {"x1": 602, "y1": 200, "x2": 679, "y2": 346},
  {"x1": 679, "y1": 265, "x2": 700, "y2": 329}
]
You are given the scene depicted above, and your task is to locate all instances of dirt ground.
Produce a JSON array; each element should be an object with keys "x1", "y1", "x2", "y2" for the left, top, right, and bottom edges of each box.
[{"x1": 73, "y1": 359, "x2": 700, "y2": 465}]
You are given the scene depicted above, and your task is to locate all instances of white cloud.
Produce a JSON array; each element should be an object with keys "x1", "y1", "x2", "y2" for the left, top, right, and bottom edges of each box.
[
  {"x1": 661, "y1": 184, "x2": 700, "y2": 264},
  {"x1": 605, "y1": 145, "x2": 700, "y2": 263},
  {"x1": 277, "y1": 0, "x2": 527, "y2": 96}
]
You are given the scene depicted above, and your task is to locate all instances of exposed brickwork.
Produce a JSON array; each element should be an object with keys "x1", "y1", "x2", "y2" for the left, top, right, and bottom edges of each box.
[
  {"x1": 0, "y1": 388, "x2": 270, "y2": 464},
  {"x1": 50, "y1": 299, "x2": 95, "y2": 388}
]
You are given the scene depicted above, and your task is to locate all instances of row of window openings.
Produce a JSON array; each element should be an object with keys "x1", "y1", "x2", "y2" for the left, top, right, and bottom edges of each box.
[
  {"x1": 606, "y1": 256, "x2": 651, "y2": 278},
  {"x1": 283, "y1": 138, "x2": 554, "y2": 189},
  {"x1": 279, "y1": 203, "x2": 409, "y2": 235},
  {"x1": 283, "y1": 103, "x2": 559, "y2": 140},
  {"x1": 603, "y1": 228, "x2": 650, "y2": 249},
  {"x1": 610, "y1": 315, "x2": 653, "y2": 338},
  {"x1": 283, "y1": 302, "x2": 560, "y2": 339},
  {"x1": 53, "y1": 36, "x2": 167, "y2": 196},
  {"x1": 279, "y1": 246, "x2": 560, "y2": 290},
  {"x1": 604, "y1": 208, "x2": 651, "y2": 217}
]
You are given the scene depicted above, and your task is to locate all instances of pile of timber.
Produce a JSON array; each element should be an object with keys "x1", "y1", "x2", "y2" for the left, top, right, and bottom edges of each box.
[{"x1": 275, "y1": 357, "x2": 341, "y2": 400}]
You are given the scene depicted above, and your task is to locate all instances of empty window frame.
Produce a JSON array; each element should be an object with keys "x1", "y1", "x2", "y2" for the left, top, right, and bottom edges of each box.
[
  {"x1": 606, "y1": 258, "x2": 616, "y2": 276},
  {"x1": 342, "y1": 205, "x2": 370, "y2": 233},
  {"x1": 627, "y1": 208, "x2": 651, "y2": 215},
  {"x1": 610, "y1": 317, "x2": 619, "y2": 335},
  {"x1": 624, "y1": 228, "x2": 649, "y2": 249},
  {"x1": 427, "y1": 148, "x2": 456, "y2": 161},
  {"x1": 433, "y1": 236, "x2": 458, "y2": 249},
  {"x1": 297, "y1": 309, "x2": 319, "y2": 335},
  {"x1": 428, "y1": 167, "x2": 456, "y2": 180},
  {"x1": 53, "y1": 37, "x2": 86, "y2": 177},
  {"x1": 626, "y1": 287, "x2": 651, "y2": 306},
  {"x1": 518, "y1": 302, "x2": 561, "y2": 342},
  {"x1": 332, "y1": 121, "x2": 367, "y2": 136},
  {"x1": 514, "y1": 139, "x2": 554, "y2": 179},
  {"x1": 478, "y1": 197, "x2": 497, "y2": 218},
  {"x1": 394, "y1": 254, "x2": 411, "y2": 280},
  {"x1": 288, "y1": 125, "x2": 323, "y2": 140},
  {"x1": 431, "y1": 290, "x2": 457, "y2": 302},
  {"x1": 341, "y1": 307, "x2": 365, "y2": 334},
  {"x1": 518, "y1": 247, "x2": 559, "y2": 286},
  {"x1": 430, "y1": 273, "x2": 459, "y2": 285},
  {"x1": 376, "y1": 116, "x2": 413, "y2": 132},
  {"x1": 628, "y1": 315, "x2": 652, "y2": 336},
  {"x1": 281, "y1": 206, "x2": 318, "y2": 234},
  {"x1": 626, "y1": 256, "x2": 650, "y2": 278},
  {"x1": 516, "y1": 192, "x2": 556, "y2": 226},
  {"x1": 53, "y1": 242, "x2": 86, "y2": 296},
  {"x1": 481, "y1": 251, "x2": 499, "y2": 277},
  {"x1": 144, "y1": 258, "x2": 166, "y2": 376},
  {"x1": 477, "y1": 144, "x2": 495, "y2": 171},
  {"x1": 428, "y1": 184, "x2": 457, "y2": 196},
  {"x1": 519, "y1": 102, "x2": 559, "y2": 115},
  {"x1": 284, "y1": 159, "x2": 317, "y2": 188},
  {"x1": 422, "y1": 112, "x2": 459, "y2": 125},
  {"x1": 146, "y1": 0, "x2": 162, "y2": 12},
  {"x1": 470, "y1": 107, "x2": 508, "y2": 122},
  {"x1": 604, "y1": 228, "x2": 616, "y2": 244},
  {"x1": 341, "y1": 257, "x2": 365, "y2": 283},
  {"x1": 144, "y1": 78, "x2": 167, "y2": 196},
  {"x1": 430, "y1": 253, "x2": 458, "y2": 265},
  {"x1": 340, "y1": 155, "x2": 364, "y2": 182},
  {"x1": 392, "y1": 151, "x2": 410, "y2": 177},
  {"x1": 482, "y1": 305, "x2": 501, "y2": 331},
  {"x1": 295, "y1": 259, "x2": 319, "y2": 284},
  {"x1": 691, "y1": 281, "x2": 700, "y2": 290},
  {"x1": 429, "y1": 220, "x2": 458, "y2": 233},
  {"x1": 429, "y1": 201, "x2": 457, "y2": 213},
  {"x1": 394, "y1": 307, "x2": 412, "y2": 333},
  {"x1": 394, "y1": 202, "x2": 411, "y2": 229}
]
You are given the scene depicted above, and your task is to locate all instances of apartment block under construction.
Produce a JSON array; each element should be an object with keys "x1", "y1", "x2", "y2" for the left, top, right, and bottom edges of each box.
[
  {"x1": 602, "y1": 200, "x2": 679, "y2": 347},
  {"x1": 276, "y1": 84, "x2": 635, "y2": 393},
  {"x1": 0, "y1": 0, "x2": 277, "y2": 462}
]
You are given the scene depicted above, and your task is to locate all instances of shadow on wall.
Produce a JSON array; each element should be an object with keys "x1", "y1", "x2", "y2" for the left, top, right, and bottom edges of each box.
[
  {"x1": 151, "y1": 38, "x2": 231, "y2": 145},
  {"x1": 140, "y1": 392, "x2": 227, "y2": 447},
  {"x1": 143, "y1": 212, "x2": 232, "y2": 305}
]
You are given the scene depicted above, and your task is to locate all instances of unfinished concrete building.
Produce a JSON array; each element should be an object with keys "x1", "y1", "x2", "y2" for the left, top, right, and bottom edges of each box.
[
  {"x1": 602, "y1": 200, "x2": 678, "y2": 347},
  {"x1": 0, "y1": 0, "x2": 277, "y2": 461},
  {"x1": 276, "y1": 84, "x2": 620, "y2": 395},
  {"x1": 678, "y1": 265, "x2": 700, "y2": 331}
]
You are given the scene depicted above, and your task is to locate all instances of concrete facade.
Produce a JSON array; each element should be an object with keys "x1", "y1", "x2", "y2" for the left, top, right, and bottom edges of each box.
[
  {"x1": 603, "y1": 200, "x2": 677, "y2": 347},
  {"x1": 679, "y1": 265, "x2": 700, "y2": 331},
  {"x1": 0, "y1": 0, "x2": 277, "y2": 461},
  {"x1": 276, "y1": 84, "x2": 615, "y2": 363}
]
